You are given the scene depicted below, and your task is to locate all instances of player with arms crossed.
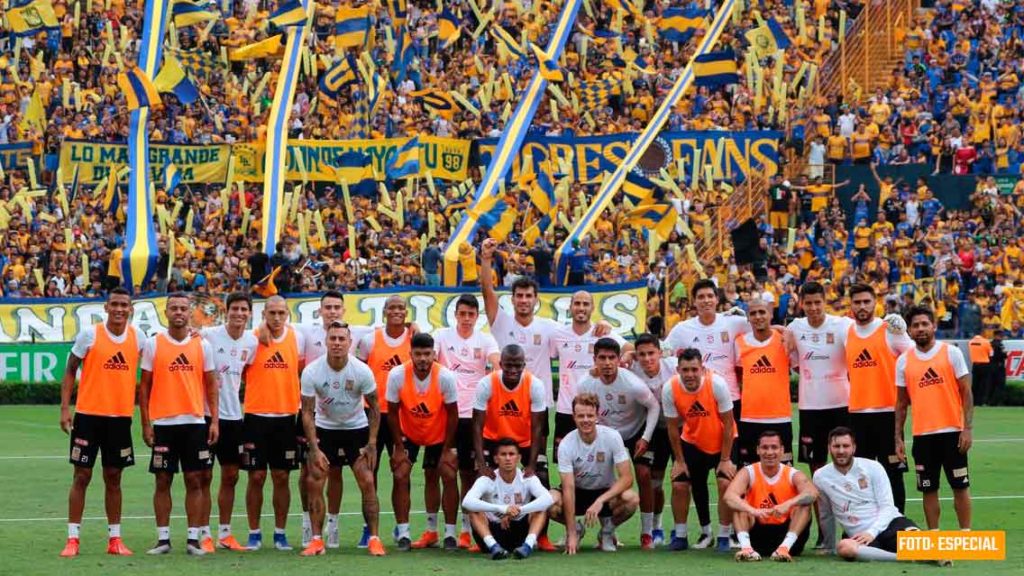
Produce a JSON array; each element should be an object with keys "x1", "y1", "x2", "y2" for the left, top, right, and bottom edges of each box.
[
  {"x1": 462, "y1": 438, "x2": 554, "y2": 560},
  {"x1": 724, "y1": 430, "x2": 817, "y2": 562},
  {"x1": 386, "y1": 333, "x2": 460, "y2": 550},
  {"x1": 663, "y1": 348, "x2": 738, "y2": 552},
  {"x1": 60, "y1": 287, "x2": 143, "y2": 557},
  {"x1": 895, "y1": 305, "x2": 973, "y2": 532},
  {"x1": 139, "y1": 293, "x2": 219, "y2": 555},
  {"x1": 299, "y1": 321, "x2": 386, "y2": 557},
  {"x1": 549, "y1": 393, "x2": 639, "y2": 553}
]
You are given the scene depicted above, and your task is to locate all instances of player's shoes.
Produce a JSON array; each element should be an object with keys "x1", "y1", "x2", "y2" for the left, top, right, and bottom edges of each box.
[
  {"x1": 302, "y1": 524, "x2": 313, "y2": 548},
  {"x1": 218, "y1": 535, "x2": 247, "y2": 551},
  {"x1": 716, "y1": 536, "x2": 731, "y2": 553},
  {"x1": 735, "y1": 547, "x2": 762, "y2": 562},
  {"x1": 356, "y1": 525, "x2": 371, "y2": 548},
  {"x1": 668, "y1": 535, "x2": 689, "y2": 551},
  {"x1": 535, "y1": 534, "x2": 557, "y2": 552},
  {"x1": 458, "y1": 532, "x2": 472, "y2": 549},
  {"x1": 411, "y1": 530, "x2": 439, "y2": 549},
  {"x1": 468, "y1": 543, "x2": 481, "y2": 553},
  {"x1": 60, "y1": 538, "x2": 80, "y2": 557},
  {"x1": 245, "y1": 533, "x2": 262, "y2": 550},
  {"x1": 513, "y1": 544, "x2": 533, "y2": 559},
  {"x1": 273, "y1": 533, "x2": 293, "y2": 551},
  {"x1": 936, "y1": 559, "x2": 954, "y2": 568},
  {"x1": 186, "y1": 541, "x2": 206, "y2": 556},
  {"x1": 574, "y1": 520, "x2": 587, "y2": 544},
  {"x1": 200, "y1": 537, "x2": 215, "y2": 554},
  {"x1": 599, "y1": 530, "x2": 617, "y2": 552},
  {"x1": 367, "y1": 536, "x2": 387, "y2": 557},
  {"x1": 444, "y1": 536, "x2": 459, "y2": 551},
  {"x1": 652, "y1": 528, "x2": 665, "y2": 546},
  {"x1": 300, "y1": 539, "x2": 325, "y2": 557},
  {"x1": 326, "y1": 524, "x2": 340, "y2": 549},
  {"x1": 693, "y1": 533, "x2": 713, "y2": 549},
  {"x1": 730, "y1": 532, "x2": 741, "y2": 549},
  {"x1": 489, "y1": 544, "x2": 509, "y2": 560},
  {"x1": 147, "y1": 541, "x2": 172, "y2": 555},
  {"x1": 640, "y1": 534, "x2": 654, "y2": 550},
  {"x1": 770, "y1": 546, "x2": 793, "y2": 562},
  {"x1": 396, "y1": 536, "x2": 412, "y2": 552},
  {"x1": 107, "y1": 537, "x2": 133, "y2": 556}
]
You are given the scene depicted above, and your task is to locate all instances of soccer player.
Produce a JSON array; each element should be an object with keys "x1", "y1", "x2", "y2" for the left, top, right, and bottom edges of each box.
[
  {"x1": 386, "y1": 333, "x2": 460, "y2": 551},
  {"x1": 434, "y1": 294, "x2": 500, "y2": 547},
  {"x1": 462, "y1": 438, "x2": 554, "y2": 560},
  {"x1": 549, "y1": 393, "x2": 639, "y2": 553},
  {"x1": 895, "y1": 305, "x2": 973, "y2": 531},
  {"x1": 813, "y1": 427, "x2": 920, "y2": 562},
  {"x1": 577, "y1": 338, "x2": 659, "y2": 548},
  {"x1": 734, "y1": 299, "x2": 793, "y2": 467},
  {"x1": 628, "y1": 333, "x2": 677, "y2": 546},
  {"x1": 139, "y1": 293, "x2": 219, "y2": 555},
  {"x1": 724, "y1": 431, "x2": 817, "y2": 562},
  {"x1": 197, "y1": 292, "x2": 258, "y2": 552},
  {"x1": 60, "y1": 287, "x2": 143, "y2": 557},
  {"x1": 241, "y1": 295, "x2": 306, "y2": 550},
  {"x1": 472, "y1": 344, "x2": 546, "y2": 475},
  {"x1": 299, "y1": 321, "x2": 386, "y2": 557},
  {"x1": 845, "y1": 284, "x2": 913, "y2": 512},
  {"x1": 663, "y1": 348, "x2": 737, "y2": 552}
]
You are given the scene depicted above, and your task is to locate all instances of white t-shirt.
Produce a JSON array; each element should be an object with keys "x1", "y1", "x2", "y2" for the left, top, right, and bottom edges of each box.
[
  {"x1": 491, "y1": 309, "x2": 560, "y2": 407},
  {"x1": 200, "y1": 326, "x2": 258, "y2": 421},
  {"x1": 577, "y1": 370, "x2": 660, "y2": 442},
  {"x1": 813, "y1": 457, "x2": 901, "y2": 537},
  {"x1": 548, "y1": 324, "x2": 626, "y2": 415},
  {"x1": 434, "y1": 327, "x2": 500, "y2": 418},
  {"x1": 384, "y1": 363, "x2": 459, "y2": 405},
  {"x1": 664, "y1": 314, "x2": 750, "y2": 400},
  {"x1": 661, "y1": 372, "x2": 734, "y2": 418},
  {"x1": 297, "y1": 323, "x2": 372, "y2": 360},
  {"x1": 472, "y1": 371, "x2": 548, "y2": 413},
  {"x1": 895, "y1": 342, "x2": 969, "y2": 435},
  {"x1": 556, "y1": 424, "x2": 631, "y2": 491},
  {"x1": 630, "y1": 357, "x2": 677, "y2": 428},
  {"x1": 300, "y1": 355, "x2": 377, "y2": 430},
  {"x1": 71, "y1": 324, "x2": 145, "y2": 360},
  {"x1": 141, "y1": 333, "x2": 216, "y2": 426},
  {"x1": 787, "y1": 315, "x2": 855, "y2": 410},
  {"x1": 462, "y1": 470, "x2": 553, "y2": 522}
]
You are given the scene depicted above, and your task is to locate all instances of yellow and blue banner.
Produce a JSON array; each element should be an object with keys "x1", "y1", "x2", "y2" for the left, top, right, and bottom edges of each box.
[
  {"x1": 385, "y1": 137, "x2": 420, "y2": 179},
  {"x1": 658, "y1": 6, "x2": 706, "y2": 43},
  {"x1": 526, "y1": 169, "x2": 556, "y2": 213},
  {"x1": 621, "y1": 170, "x2": 657, "y2": 204},
  {"x1": 623, "y1": 202, "x2": 678, "y2": 239},
  {"x1": 123, "y1": 0, "x2": 173, "y2": 293},
  {"x1": 6, "y1": 0, "x2": 59, "y2": 36},
  {"x1": 531, "y1": 44, "x2": 563, "y2": 82},
  {"x1": 334, "y1": 4, "x2": 371, "y2": 49},
  {"x1": 384, "y1": 0, "x2": 406, "y2": 24},
  {"x1": 230, "y1": 35, "x2": 284, "y2": 60},
  {"x1": 60, "y1": 140, "x2": 231, "y2": 183},
  {"x1": 694, "y1": 48, "x2": 739, "y2": 87},
  {"x1": 269, "y1": 0, "x2": 306, "y2": 28},
  {"x1": 0, "y1": 143, "x2": 34, "y2": 171},
  {"x1": 117, "y1": 67, "x2": 162, "y2": 110},
  {"x1": 318, "y1": 54, "x2": 358, "y2": 105},
  {"x1": 438, "y1": 8, "x2": 461, "y2": 49},
  {"x1": 746, "y1": 17, "x2": 791, "y2": 59},
  {"x1": 171, "y1": 0, "x2": 218, "y2": 28},
  {"x1": 409, "y1": 88, "x2": 461, "y2": 120},
  {"x1": 391, "y1": 24, "x2": 414, "y2": 83},
  {"x1": 153, "y1": 54, "x2": 199, "y2": 104},
  {"x1": 335, "y1": 151, "x2": 375, "y2": 195},
  {"x1": 162, "y1": 160, "x2": 181, "y2": 193},
  {"x1": 576, "y1": 76, "x2": 618, "y2": 109}
]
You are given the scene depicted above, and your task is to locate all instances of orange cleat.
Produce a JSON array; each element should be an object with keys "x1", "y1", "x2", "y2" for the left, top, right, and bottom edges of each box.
[
  {"x1": 107, "y1": 537, "x2": 133, "y2": 556},
  {"x1": 367, "y1": 536, "x2": 387, "y2": 557},
  {"x1": 300, "y1": 538, "x2": 326, "y2": 557},
  {"x1": 200, "y1": 537, "x2": 215, "y2": 554},
  {"x1": 60, "y1": 538, "x2": 80, "y2": 558},
  {"x1": 458, "y1": 531, "x2": 472, "y2": 549},
  {"x1": 535, "y1": 534, "x2": 557, "y2": 552},
  {"x1": 468, "y1": 543, "x2": 481, "y2": 553},
  {"x1": 218, "y1": 535, "x2": 248, "y2": 551},
  {"x1": 410, "y1": 530, "x2": 439, "y2": 549}
]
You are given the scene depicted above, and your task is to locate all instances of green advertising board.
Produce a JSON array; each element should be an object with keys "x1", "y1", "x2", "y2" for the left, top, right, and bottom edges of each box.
[{"x1": 0, "y1": 343, "x2": 72, "y2": 383}]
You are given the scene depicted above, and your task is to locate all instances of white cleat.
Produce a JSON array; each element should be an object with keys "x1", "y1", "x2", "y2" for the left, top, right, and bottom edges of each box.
[
  {"x1": 186, "y1": 542, "x2": 206, "y2": 556},
  {"x1": 693, "y1": 533, "x2": 713, "y2": 549},
  {"x1": 147, "y1": 542, "x2": 172, "y2": 555},
  {"x1": 599, "y1": 530, "x2": 617, "y2": 552}
]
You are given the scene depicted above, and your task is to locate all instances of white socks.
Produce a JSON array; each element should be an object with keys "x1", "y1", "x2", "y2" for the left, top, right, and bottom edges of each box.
[
  {"x1": 524, "y1": 534, "x2": 538, "y2": 548},
  {"x1": 158, "y1": 526, "x2": 171, "y2": 541},
  {"x1": 483, "y1": 535, "x2": 498, "y2": 548},
  {"x1": 640, "y1": 512, "x2": 654, "y2": 535},
  {"x1": 461, "y1": 514, "x2": 470, "y2": 534},
  {"x1": 444, "y1": 524, "x2": 457, "y2": 539},
  {"x1": 273, "y1": 527, "x2": 286, "y2": 536},
  {"x1": 737, "y1": 531, "x2": 751, "y2": 549},
  {"x1": 718, "y1": 524, "x2": 732, "y2": 538},
  {"x1": 426, "y1": 513, "x2": 438, "y2": 531},
  {"x1": 674, "y1": 523, "x2": 687, "y2": 539},
  {"x1": 781, "y1": 531, "x2": 798, "y2": 549},
  {"x1": 653, "y1": 513, "x2": 663, "y2": 531},
  {"x1": 187, "y1": 527, "x2": 200, "y2": 541},
  {"x1": 108, "y1": 524, "x2": 121, "y2": 538},
  {"x1": 701, "y1": 524, "x2": 712, "y2": 536},
  {"x1": 327, "y1": 514, "x2": 339, "y2": 529},
  {"x1": 856, "y1": 545, "x2": 898, "y2": 561},
  {"x1": 200, "y1": 526, "x2": 211, "y2": 540},
  {"x1": 397, "y1": 523, "x2": 411, "y2": 539},
  {"x1": 219, "y1": 524, "x2": 231, "y2": 539},
  {"x1": 68, "y1": 523, "x2": 81, "y2": 539},
  {"x1": 302, "y1": 512, "x2": 311, "y2": 530}
]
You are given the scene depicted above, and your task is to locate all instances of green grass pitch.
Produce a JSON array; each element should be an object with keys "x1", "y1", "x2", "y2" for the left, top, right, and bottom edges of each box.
[{"x1": 1, "y1": 405, "x2": 1022, "y2": 575}]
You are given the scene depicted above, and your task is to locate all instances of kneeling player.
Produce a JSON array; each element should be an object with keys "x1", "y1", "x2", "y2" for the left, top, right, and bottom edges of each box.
[
  {"x1": 814, "y1": 427, "x2": 920, "y2": 562},
  {"x1": 724, "y1": 430, "x2": 817, "y2": 562},
  {"x1": 549, "y1": 393, "x2": 639, "y2": 553},
  {"x1": 299, "y1": 322, "x2": 386, "y2": 557},
  {"x1": 462, "y1": 438, "x2": 553, "y2": 560}
]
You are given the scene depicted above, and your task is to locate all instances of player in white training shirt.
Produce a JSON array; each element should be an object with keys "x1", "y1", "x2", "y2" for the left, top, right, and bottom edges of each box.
[
  {"x1": 577, "y1": 338, "x2": 660, "y2": 549},
  {"x1": 629, "y1": 333, "x2": 678, "y2": 546},
  {"x1": 550, "y1": 393, "x2": 639, "y2": 554},
  {"x1": 813, "y1": 427, "x2": 919, "y2": 563},
  {"x1": 198, "y1": 292, "x2": 258, "y2": 552},
  {"x1": 462, "y1": 438, "x2": 553, "y2": 560},
  {"x1": 433, "y1": 294, "x2": 499, "y2": 547},
  {"x1": 299, "y1": 321, "x2": 385, "y2": 557}
]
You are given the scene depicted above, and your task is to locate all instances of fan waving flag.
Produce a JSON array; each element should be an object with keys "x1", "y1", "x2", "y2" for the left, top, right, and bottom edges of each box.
[
  {"x1": 172, "y1": 0, "x2": 218, "y2": 28},
  {"x1": 269, "y1": 0, "x2": 306, "y2": 27},
  {"x1": 386, "y1": 137, "x2": 420, "y2": 179},
  {"x1": 153, "y1": 55, "x2": 200, "y2": 104},
  {"x1": 334, "y1": 4, "x2": 371, "y2": 48},
  {"x1": 694, "y1": 48, "x2": 739, "y2": 87},
  {"x1": 409, "y1": 88, "x2": 461, "y2": 119},
  {"x1": 335, "y1": 151, "x2": 376, "y2": 196},
  {"x1": 6, "y1": 0, "x2": 59, "y2": 36},
  {"x1": 531, "y1": 44, "x2": 563, "y2": 82},
  {"x1": 658, "y1": 7, "x2": 706, "y2": 43},
  {"x1": 437, "y1": 8, "x2": 461, "y2": 49},
  {"x1": 117, "y1": 67, "x2": 162, "y2": 110},
  {"x1": 230, "y1": 35, "x2": 284, "y2": 60},
  {"x1": 163, "y1": 161, "x2": 181, "y2": 193},
  {"x1": 621, "y1": 171, "x2": 657, "y2": 204},
  {"x1": 623, "y1": 202, "x2": 678, "y2": 239},
  {"x1": 318, "y1": 54, "x2": 358, "y2": 105}
]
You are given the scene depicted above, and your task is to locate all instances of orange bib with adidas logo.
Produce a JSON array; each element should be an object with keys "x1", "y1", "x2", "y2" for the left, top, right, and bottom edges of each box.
[
  {"x1": 846, "y1": 323, "x2": 898, "y2": 412},
  {"x1": 735, "y1": 332, "x2": 791, "y2": 421},
  {"x1": 398, "y1": 362, "x2": 447, "y2": 446},
  {"x1": 903, "y1": 343, "x2": 963, "y2": 436},
  {"x1": 483, "y1": 371, "x2": 534, "y2": 447},
  {"x1": 744, "y1": 463, "x2": 799, "y2": 525},
  {"x1": 149, "y1": 334, "x2": 206, "y2": 421},
  {"x1": 670, "y1": 373, "x2": 733, "y2": 455},
  {"x1": 78, "y1": 324, "x2": 139, "y2": 417},
  {"x1": 367, "y1": 328, "x2": 411, "y2": 414},
  {"x1": 244, "y1": 326, "x2": 301, "y2": 415}
]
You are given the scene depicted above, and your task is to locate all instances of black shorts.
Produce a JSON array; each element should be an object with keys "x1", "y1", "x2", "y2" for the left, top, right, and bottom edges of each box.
[
  {"x1": 208, "y1": 418, "x2": 244, "y2": 466},
  {"x1": 750, "y1": 519, "x2": 809, "y2": 557},
  {"x1": 69, "y1": 413, "x2": 134, "y2": 469},
  {"x1": 864, "y1": 516, "x2": 918, "y2": 553},
  {"x1": 404, "y1": 441, "x2": 446, "y2": 469},
  {"x1": 552, "y1": 412, "x2": 576, "y2": 463},
  {"x1": 673, "y1": 440, "x2": 723, "y2": 484},
  {"x1": 295, "y1": 414, "x2": 309, "y2": 464},
  {"x1": 556, "y1": 486, "x2": 613, "y2": 517},
  {"x1": 315, "y1": 427, "x2": 370, "y2": 468},
  {"x1": 373, "y1": 410, "x2": 397, "y2": 461},
  {"x1": 149, "y1": 423, "x2": 213, "y2": 474},
  {"x1": 798, "y1": 407, "x2": 849, "y2": 465},
  {"x1": 472, "y1": 517, "x2": 531, "y2": 551},
  {"x1": 623, "y1": 432, "x2": 654, "y2": 467},
  {"x1": 738, "y1": 420, "x2": 794, "y2": 466},
  {"x1": 648, "y1": 427, "x2": 672, "y2": 472},
  {"x1": 911, "y1": 431, "x2": 969, "y2": 492},
  {"x1": 456, "y1": 418, "x2": 476, "y2": 471},
  {"x1": 849, "y1": 412, "x2": 906, "y2": 472},
  {"x1": 242, "y1": 414, "x2": 298, "y2": 471}
]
